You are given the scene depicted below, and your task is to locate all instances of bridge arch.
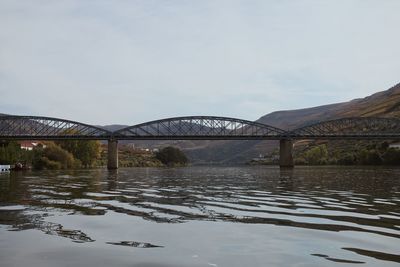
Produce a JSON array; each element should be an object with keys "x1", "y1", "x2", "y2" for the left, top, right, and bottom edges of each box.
[
  {"x1": 113, "y1": 116, "x2": 286, "y2": 140},
  {"x1": 0, "y1": 115, "x2": 112, "y2": 140},
  {"x1": 289, "y1": 117, "x2": 400, "y2": 139}
]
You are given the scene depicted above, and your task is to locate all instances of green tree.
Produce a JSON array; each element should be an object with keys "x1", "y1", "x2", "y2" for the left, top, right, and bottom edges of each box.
[
  {"x1": 32, "y1": 142, "x2": 78, "y2": 170},
  {"x1": 57, "y1": 140, "x2": 101, "y2": 167},
  {"x1": 0, "y1": 141, "x2": 23, "y2": 164},
  {"x1": 304, "y1": 145, "x2": 328, "y2": 165}
]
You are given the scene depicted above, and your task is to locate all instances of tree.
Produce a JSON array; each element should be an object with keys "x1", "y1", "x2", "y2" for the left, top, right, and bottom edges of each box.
[
  {"x1": 304, "y1": 145, "x2": 328, "y2": 165},
  {"x1": 32, "y1": 142, "x2": 78, "y2": 170},
  {"x1": 56, "y1": 140, "x2": 101, "y2": 167},
  {"x1": 155, "y1": 146, "x2": 189, "y2": 166},
  {"x1": 0, "y1": 141, "x2": 25, "y2": 165}
]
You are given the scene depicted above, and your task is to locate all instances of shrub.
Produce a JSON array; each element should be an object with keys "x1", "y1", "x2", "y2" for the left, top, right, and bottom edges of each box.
[
  {"x1": 57, "y1": 139, "x2": 101, "y2": 167},
  {"x1": 304, "y1": 145, "x2": 328, "y2": 165},
  {"x1": 32, "y1": 143, "x2": 79, "y2": 169}
]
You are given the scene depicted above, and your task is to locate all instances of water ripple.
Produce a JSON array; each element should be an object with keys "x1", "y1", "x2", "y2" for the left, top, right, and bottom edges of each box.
[{"x1": 0, "y1": 166, "x2": 399, "y2": 265}]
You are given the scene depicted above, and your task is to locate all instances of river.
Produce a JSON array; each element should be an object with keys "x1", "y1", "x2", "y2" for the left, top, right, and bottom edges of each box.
[{"x1": 0, "y1": 166, "x2": 399, "y2": 267}]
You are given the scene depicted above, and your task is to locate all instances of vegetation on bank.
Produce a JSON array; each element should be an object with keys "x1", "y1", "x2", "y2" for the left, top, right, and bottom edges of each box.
[
  {"x1": 98, "y1": 144, "x2": 164, "y2": 167},
  {"x1": 0, "y1": 141, "x2": 188, "y2": 170},
  {"x1": 0, "y1": 141, "x2": 33, "y2": 165},
  {"x1": 294, "y1": 141, "x2": 400, "y2": 165},
  {"x1": 0, "y1": 140, "x2": 101, "y2": 170},
  {"x1": 250, "y1": 140, "x2": 400, "y2": 166}
]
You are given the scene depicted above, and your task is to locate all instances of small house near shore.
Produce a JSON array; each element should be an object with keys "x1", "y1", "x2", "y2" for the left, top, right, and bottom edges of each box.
[{"x1": 19, "y1": 141, "x2": 46, "y2": 151}]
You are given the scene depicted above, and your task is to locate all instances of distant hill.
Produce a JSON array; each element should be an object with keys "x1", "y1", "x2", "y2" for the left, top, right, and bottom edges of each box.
[{"x1": 258, "y1": 83, "x2": 400, "y2": 130}]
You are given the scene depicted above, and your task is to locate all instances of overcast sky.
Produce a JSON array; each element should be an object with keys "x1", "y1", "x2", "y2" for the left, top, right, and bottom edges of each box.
[{"x1": 0, "y1": 0, "x2": 399, "y2": 125}]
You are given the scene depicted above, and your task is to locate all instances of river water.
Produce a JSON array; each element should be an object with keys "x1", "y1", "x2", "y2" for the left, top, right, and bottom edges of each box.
[{"x1": 0, "y1": 166, "x2": 399, "y2": 267}]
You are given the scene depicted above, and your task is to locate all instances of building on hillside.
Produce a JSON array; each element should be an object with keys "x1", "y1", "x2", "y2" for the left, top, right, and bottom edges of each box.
[
  {"x1": 389, "y1": 142, "x2": 400, "y2": 149},
  {"x1": 19, "y1": 141, "x2": 46, "y2": 151}
]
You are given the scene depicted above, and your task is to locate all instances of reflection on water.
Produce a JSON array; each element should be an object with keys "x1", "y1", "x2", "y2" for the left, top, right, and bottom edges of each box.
[
  {"x1": 0, "y1": 166, "x2": 399, "y2": 267},
  {"x1": 106, "y1": 241, "x2": 163, "y2": 248}
]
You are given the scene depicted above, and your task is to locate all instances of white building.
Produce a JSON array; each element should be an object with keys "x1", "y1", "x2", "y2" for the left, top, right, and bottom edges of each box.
[
  {"x1": 19, "y1": 141, "x2": 46, "y2": 151},
  {"x1": 389, "y1": 142, "x2": 400, "y2": 149},
  {"x1": 0, "y1": 165, "x2": 10, "y2": 172}
]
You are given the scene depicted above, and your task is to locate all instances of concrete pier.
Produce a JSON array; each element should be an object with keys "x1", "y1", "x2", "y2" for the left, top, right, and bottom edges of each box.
[
  {"x1": 107, "y1": 139, "x2": 118, "y2": 170},
  {"x1": 279, "y1": 139, "x2": 294, "y2": 168}
]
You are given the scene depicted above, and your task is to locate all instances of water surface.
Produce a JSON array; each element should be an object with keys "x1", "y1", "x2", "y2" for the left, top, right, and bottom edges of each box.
[{"x1": 0, "y1": 166, "x2": 399, "y2": 267}]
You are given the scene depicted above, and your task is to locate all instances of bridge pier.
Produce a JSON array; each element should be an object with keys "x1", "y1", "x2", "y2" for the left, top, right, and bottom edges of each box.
[
  {"x1": 107, "y1": 139, "x2": 118, "y2": 170},
  {"x1": 279, "y1": 139, "x2": 294, "y2": 168}
]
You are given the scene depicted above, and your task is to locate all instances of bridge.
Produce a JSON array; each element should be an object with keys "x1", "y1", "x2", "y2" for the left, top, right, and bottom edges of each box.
[{"x1": 1, "y1": 115, "x2": 400, "y2": 169}]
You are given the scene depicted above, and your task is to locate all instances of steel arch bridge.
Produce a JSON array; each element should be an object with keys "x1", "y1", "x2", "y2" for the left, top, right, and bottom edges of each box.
[
  {"x1": 1, "y1": 115, "x2": 400, "y2": 140},
  {"x1": 1, "y1": 115, "x2": 400, "y2": 169},
  {"x1": 113, "y1": 116, "x2": 286, "y2": 140}
]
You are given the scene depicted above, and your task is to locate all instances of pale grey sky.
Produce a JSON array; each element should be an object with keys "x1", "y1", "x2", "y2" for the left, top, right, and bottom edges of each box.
[{"x1": 0, "y1": 0, "x2": 399, "y2": 125}]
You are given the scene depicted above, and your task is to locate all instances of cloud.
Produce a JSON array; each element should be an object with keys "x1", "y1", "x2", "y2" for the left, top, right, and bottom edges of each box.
[{"x1": 0, "y1": 0, "x2": 399, "y2": 125}]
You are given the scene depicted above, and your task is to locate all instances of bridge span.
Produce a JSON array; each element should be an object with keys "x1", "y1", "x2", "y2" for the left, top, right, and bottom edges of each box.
[{"x1": 1, "y1": 115, "x2": 400, "y2": 169}]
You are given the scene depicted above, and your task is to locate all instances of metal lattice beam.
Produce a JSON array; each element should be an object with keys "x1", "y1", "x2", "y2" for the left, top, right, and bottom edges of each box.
[
  {"x1": 0, "y1": 115, "x2": 112, "y2": 140},
  {"x1": 113, "y1": 116, "x2": 286, "y2": 140},
  {"x1": 1, "y1": 115, "x2": 400, "y2": 140},
  {"x1": 289, "y1": 117, "x2": 400, "y2": 139}
]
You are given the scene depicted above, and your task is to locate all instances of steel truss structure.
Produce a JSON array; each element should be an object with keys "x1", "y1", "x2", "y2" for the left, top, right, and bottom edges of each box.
[
  {"x1": 113, "y1": 116, "x2": 286, "y2": 140},
  {"x1": 0, "y1": 116, "x2": 111, "y2": 140},
  {"x1": 290, "y1": 117, "x2": 400, "y2": 139},
  {"x1": 0, "y1": 115, "x2": 399, "y2": 140}
]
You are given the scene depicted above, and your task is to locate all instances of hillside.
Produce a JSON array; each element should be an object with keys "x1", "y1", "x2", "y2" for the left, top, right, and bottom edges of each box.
[{"x1": 258, "y1": 83, "x2": 400, "y2": 130}]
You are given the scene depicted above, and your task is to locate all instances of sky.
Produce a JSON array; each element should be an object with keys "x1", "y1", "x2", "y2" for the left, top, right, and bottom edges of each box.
[{"x1": 0, "y1": 0, "x2": 399, "y2": 125}]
